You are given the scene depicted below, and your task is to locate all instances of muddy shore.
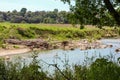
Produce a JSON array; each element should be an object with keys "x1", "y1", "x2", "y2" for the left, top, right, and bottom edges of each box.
[
  {"x1": 0, "y1": 48, "x2": 31, "y2": 57},
  {"x1": 0, "y1": 39, "x2": 114, "y2": 57}
]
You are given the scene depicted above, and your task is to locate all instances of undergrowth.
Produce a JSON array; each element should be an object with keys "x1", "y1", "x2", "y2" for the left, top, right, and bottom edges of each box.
[{"x1": 0, "y1": 53, "x2": 120, "y2": 80}]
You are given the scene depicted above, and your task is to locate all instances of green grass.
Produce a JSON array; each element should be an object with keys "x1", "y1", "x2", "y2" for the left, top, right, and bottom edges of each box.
[{"x1": 0, "y1": 22, "x2": 119, "y2": 42}]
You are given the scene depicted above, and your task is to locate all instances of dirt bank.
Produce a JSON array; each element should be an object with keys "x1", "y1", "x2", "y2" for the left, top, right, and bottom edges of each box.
[
  {"x1": 4, "y1": 39, "x2": 113, "y2": 50},
  {"x1": 0, "y1": 39, "x2": 114, "y2": 57},
  {"x1": 0, "y1": 48, "x2": 31, "y2": 56}
]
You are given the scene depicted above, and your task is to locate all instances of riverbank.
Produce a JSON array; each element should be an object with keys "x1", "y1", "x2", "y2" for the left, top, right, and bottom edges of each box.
[
  {"x1": 0, "y1": 39, "x2": 114, "y2": 57},
  {"x1": 0, "y1": 23, "x2": 120, "y2": 57},
  {"x1": 0, "y1": 40, "x2": 119, "y2": 80},
  {"x1": 0, "y1": 48, "x2": 31, "y2": 57},
  {"x1": 5, "y1": 39, "x2": 112, "y2": 50}
]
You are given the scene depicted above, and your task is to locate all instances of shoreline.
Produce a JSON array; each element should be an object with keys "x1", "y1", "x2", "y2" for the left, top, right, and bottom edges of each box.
[
  {"x1": 0, "y1": 48, "x2": 31, "y2": 57},
  {"x1": 0, "y1": 38, "x2": 118, "y2": 57}
]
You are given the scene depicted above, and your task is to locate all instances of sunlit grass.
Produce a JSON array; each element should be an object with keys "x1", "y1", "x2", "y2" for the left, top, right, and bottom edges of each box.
[{"x1": 0, "y1": 22, "x2": 119, "y2": 41}]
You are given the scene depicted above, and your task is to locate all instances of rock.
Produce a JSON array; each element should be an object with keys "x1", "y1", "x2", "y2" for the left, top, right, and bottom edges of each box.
[
  {"x1": 5, "y1": 56, "x2": 10, "y2": 60},
  {"x1": 53, "y1": 45, "x2": 59, "y2": 49},
  {"x1": 70, "y1": 47, "x2": 75, "y2": 50},
  {"x1": 5, "y1": 39, "x2": 49, "y2": 50},
  {"x1": 115, "y1": 48, "x2": 120, "y2": 52},
  {"x1": 100, "y1": 45, "x2": 107, "y2": 49},
  {"x1": 4, "y1": 39, "x2": 111, "y2": 51},
  {"x1": 61, "y1": 41, "x2": 69, "y2": 47},
  {"x1": 5, "y1": 39, "x2": 22, "y2": 44},
  {"x1": 105, "y1": 34, "x2": 111, "y2": 37},
  {"x1": 107, "y1": 45, "x2": 113, "y2": 48},
  {"x1": 87, "y1": 46, "x2": 91, "y2": 49},
  {"x1": 80, "y1": 46, "x2": 87, "y2": 50},
  {"x1": 64, "y1": 46, "x2": 70, "y2": 50}
]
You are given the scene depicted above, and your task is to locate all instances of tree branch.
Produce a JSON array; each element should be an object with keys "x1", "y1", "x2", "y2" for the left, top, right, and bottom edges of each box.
[{"x1": 103, "y1": 0, "x2": 120, "y2": 25}]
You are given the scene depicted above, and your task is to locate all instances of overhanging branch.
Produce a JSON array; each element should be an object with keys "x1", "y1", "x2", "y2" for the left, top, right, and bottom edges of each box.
[{"x1": 103, "y1": 0, "x2": 120, "y2": 25}]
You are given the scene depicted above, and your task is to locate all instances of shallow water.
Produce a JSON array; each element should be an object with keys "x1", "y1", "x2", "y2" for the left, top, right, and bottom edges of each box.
[{"x1": 9, "y1": 39, "x2": 120, "y2": 72}]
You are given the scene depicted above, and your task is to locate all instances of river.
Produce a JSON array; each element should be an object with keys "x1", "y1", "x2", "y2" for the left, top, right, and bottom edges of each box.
[{"x1": 7, "y1": 39, "x2": 120, "y2": 73}]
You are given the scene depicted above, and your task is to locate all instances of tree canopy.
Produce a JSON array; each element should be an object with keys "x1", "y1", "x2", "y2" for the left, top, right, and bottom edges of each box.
[
  {"x1": 0, "y1": 8, "x2": 70, "y2": 24},
  {"x1": 61, "y1": 0, "x2": 120, "y2": 27}
]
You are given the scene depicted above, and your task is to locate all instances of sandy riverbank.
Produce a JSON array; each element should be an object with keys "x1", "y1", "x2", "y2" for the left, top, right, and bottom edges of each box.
[
  {"x1": 0, "y1": 39, "x2": 115, "y2": 57},
  {"x1": 0, "y1": 48, "x2": 31, "y2": 57}
]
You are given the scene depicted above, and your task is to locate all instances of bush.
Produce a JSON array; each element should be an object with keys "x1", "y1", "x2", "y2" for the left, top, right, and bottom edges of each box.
[
  {"x1": 0, "y1": 55, "x2": 119, "y2": 80},
  {"x1": 80, "y1": 25, "x2": 84, "y2": 29},
  {"x1": 88, "y1": 58, "x2": 120, "y2": 80},
  {"x1": 17, "y1": 28, "x2": 35, "y2": 38}
]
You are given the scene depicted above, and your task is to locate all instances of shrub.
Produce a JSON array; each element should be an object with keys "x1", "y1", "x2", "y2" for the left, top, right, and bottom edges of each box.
[
  {"x1": 80, "y1": 25, "x2": 84, "y2": 29},
  {"x1": 88, "y1": 58, "x2": 120, "y2": 80},
  {"x1": 17, "y1": 28, "x2": 35, "y2": 38},
  {"x1": 0, "y1": 56, "x2": 120, "y2": 80}
]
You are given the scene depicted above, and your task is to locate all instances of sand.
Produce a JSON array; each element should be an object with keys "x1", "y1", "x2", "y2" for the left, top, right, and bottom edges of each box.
[{"x1": 0, "y1": 48, "x2": 31, "y2": 56}]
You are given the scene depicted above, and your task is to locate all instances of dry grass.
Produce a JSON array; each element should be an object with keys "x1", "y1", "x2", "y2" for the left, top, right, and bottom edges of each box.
[
  {"x1": 38, "y1": 24, "x2": 74, "y2": 27},
  {"x1": 38, "y1": 24, "x2": 96, "y2": 29}
]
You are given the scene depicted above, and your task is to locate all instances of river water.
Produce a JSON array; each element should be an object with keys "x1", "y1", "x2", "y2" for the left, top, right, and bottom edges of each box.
[{"x1": 8, "y1": 39, "x2": 120, "y2": 73}]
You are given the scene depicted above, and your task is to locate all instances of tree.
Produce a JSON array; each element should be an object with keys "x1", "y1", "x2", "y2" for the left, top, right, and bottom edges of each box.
[
  {"x1": 11, "y1": 16, "x2": 24, "y2": 23},
  {"x1": 61, "y1": 0, "x2": 120, "y2": 26},
  {"x1": 54, "y1": 9, "x2": 59, "y2": 13},
  {"x1": 0, "y1": 8, "x2": 69, "y2": 24},
  {"x1": 20, "y1": 8, "x2": 27, "y2": 17},
  {"x1": 103, "y1": 0, "x2": 120, "y2": 25}
]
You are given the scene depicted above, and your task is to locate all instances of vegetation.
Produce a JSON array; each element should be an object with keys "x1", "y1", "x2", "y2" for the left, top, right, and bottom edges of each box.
[
  {"x1": 0, "y1": 22, "x2": 119, "y2": 43},
  {"x1": 61, "y1": 0, "x2": 120, "y2": 27},
  {"x1": 0, "y1": 6, "x2": 120, "y2": 29},
  {"x1": 0, "y1": 8, "x2": 69, "y2": 24},
  {"x1": 0, "y1": 0, "x2": 120, "y2": 80},
  {"x1": 0, "y1": 54, "x2": 120, "y2": 80}
]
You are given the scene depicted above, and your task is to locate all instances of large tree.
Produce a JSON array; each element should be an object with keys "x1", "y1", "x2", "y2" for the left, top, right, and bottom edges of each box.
[
  {"x1": 103, "y1": 0, "x2": 120, "y2": 25},
  {"x1": 61, "y1": 0, "x2": 120, "y2": 26}
]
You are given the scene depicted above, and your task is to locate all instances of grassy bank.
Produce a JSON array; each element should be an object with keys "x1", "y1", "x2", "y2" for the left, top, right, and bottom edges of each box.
[{"x1": 0, "y1": 22, "x2": 119, "y2": 44}]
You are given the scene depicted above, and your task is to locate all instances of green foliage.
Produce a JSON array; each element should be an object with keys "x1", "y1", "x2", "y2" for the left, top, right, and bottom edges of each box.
[
  {"x1": 80, "y1": 25, "x2": 84, "y2": 29},
  {"x1": 0, "y1": 25, "x2": 22, "y2": 46},
  {"x1": 1, "y1": 44, "x2": 7, "y2": 49},
  {"x1": 74, "y1": 65, "x2": 88, "y2": 80},
  {"x1": 61, "y1": 0, "x2": 120, "y2": 27},
  {"x1": 0, "y1": 8, "x2": 69, "y2": 24},
  {"x1": 20, "y1": 8, "x2": 27, "y2": 17},
  {"x1": 88, "y1": 58, "x2": 120, "y2": 80},
  {"x1": 13, "y1": 45, "x2": 20, "y2": 49},
  {"x1": 0, "y1": 55, "x2": 120, "y2": 80},
  {"x1": 118, "y1": 28, "x2": 120, "y2": 35},
  {"x1": 0, "y1": 23, "x2": 119, "y2": 42},
  {"x1": 72, "y1": 58, "x2": 120, "y2": 80},
  {"x1": 0, "y1": 54, "x2": 49, "y2": 80},
  {"x1": 17, "y1": 28, "x2": 35, "y2": 38}
]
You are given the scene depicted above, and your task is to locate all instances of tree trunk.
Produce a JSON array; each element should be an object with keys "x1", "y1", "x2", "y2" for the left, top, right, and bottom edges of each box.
[{"x1": 103, "y1": 0, "x2": 120, "y2": 25}]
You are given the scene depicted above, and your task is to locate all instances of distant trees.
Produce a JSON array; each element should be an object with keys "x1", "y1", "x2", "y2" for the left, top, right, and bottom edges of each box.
[
  {"x1": 0, "y1": 5, "x2": 119, "y2": 28},
  {"x1": 0, "y1": 8, "x2": 70, "y2": 24}
]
